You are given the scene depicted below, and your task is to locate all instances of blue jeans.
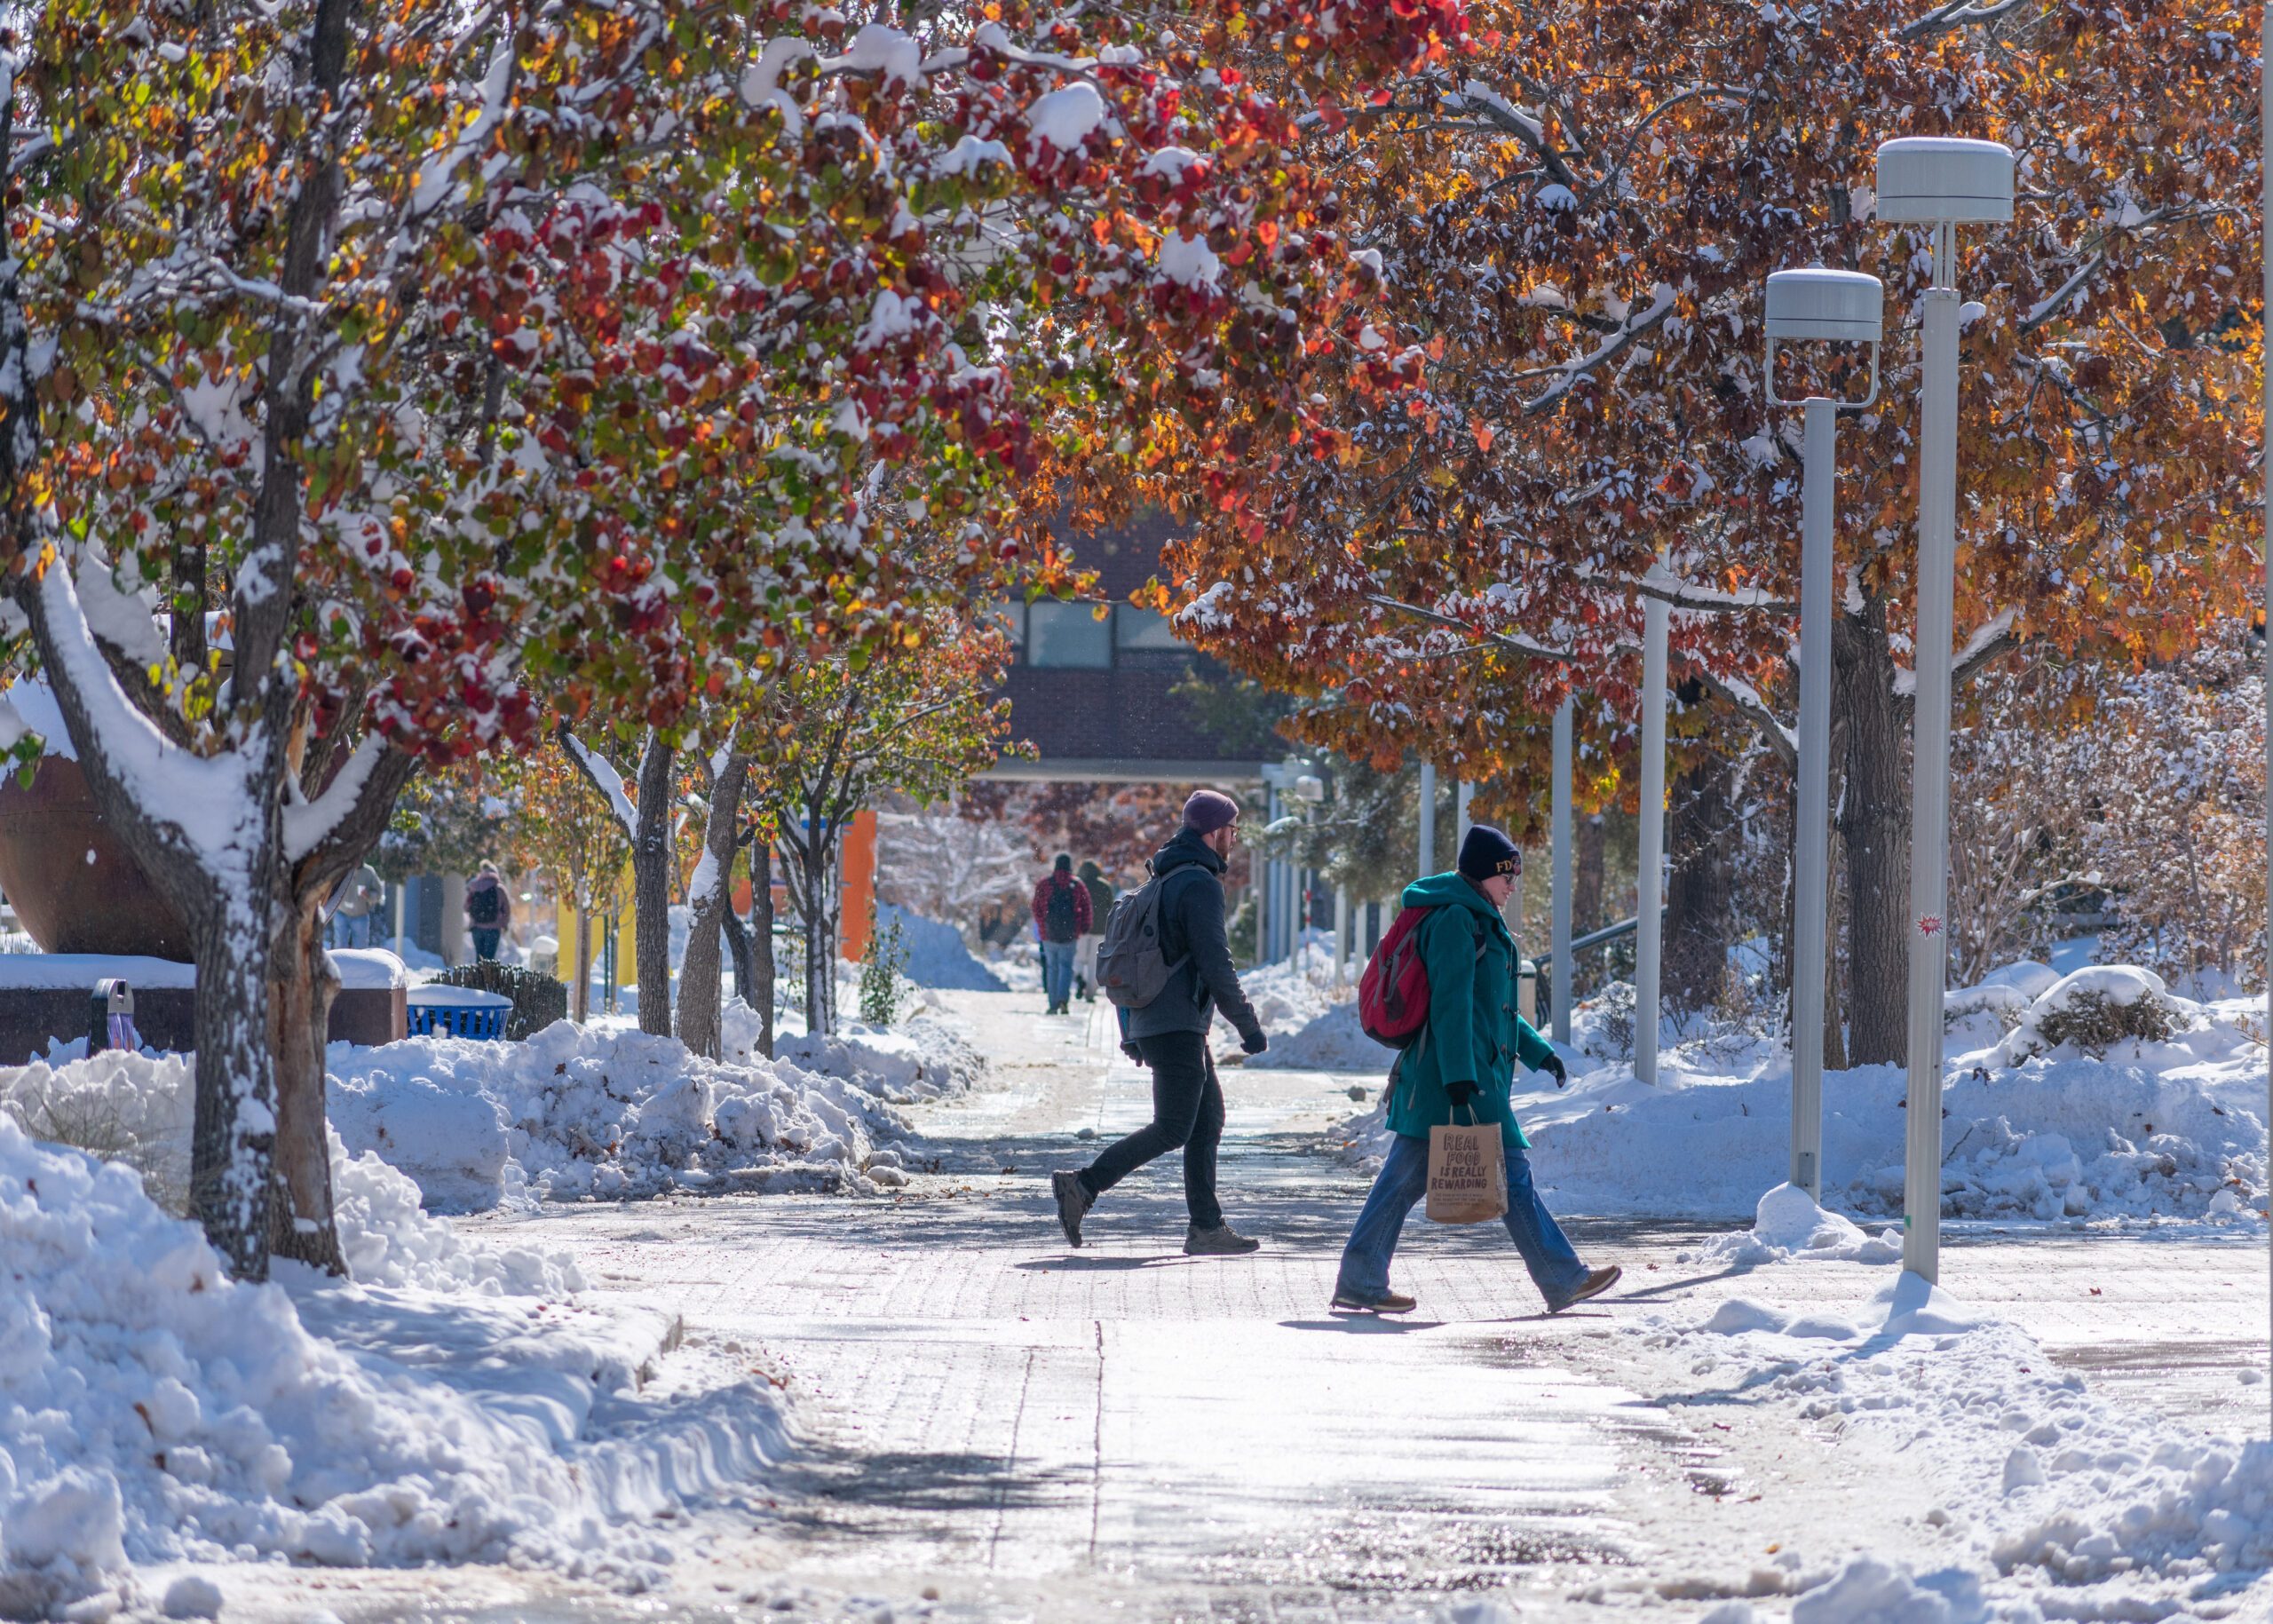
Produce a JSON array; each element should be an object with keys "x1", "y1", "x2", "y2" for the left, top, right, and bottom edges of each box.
[
  {"x1": 1041, "y1": 939, "x2": 1076, "y2": 1008},
  {"x1": 1336, "y1": 1131, "x2": 1588, "y2": 1304}
]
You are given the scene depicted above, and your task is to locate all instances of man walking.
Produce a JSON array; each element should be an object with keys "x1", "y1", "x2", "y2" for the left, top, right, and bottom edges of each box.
[
  {"x1": 1052, "y1": 790, "x2": 1267, "y2": 1256},
  {"x1": 465, "y1": 861, "x2": 512, "y2": 962},
  {"x1": 1073, "y1": 859, "x2": 1113, "y2": 1002},
  {"x1": 1032, "y1": 852, "x2": 1091, "y2": 1016},
  {"x1": 1332, "y1": 825, "x2": 1621, "y2": 1316}
]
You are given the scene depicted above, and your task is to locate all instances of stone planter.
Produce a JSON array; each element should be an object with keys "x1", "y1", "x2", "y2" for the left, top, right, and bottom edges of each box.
[{"x1": 0, "y1": 756, "x2": 194, "y2": 961}]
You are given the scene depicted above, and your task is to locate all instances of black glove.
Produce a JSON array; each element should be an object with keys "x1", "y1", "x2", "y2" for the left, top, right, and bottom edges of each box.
[
  {"x1": 1541, "y1": 1053, "x2": 1568, "y2": 1089},
  {"x1": 1240, "y1": 1026, "x2": 1269, "y2": 1056},
  {"x1": 1445, "y1": 1081, "x2": 1478, "y2": 1107},
  {"x1": 1121, "y1": 1041, "x2": 1145, "y2": 1065}
]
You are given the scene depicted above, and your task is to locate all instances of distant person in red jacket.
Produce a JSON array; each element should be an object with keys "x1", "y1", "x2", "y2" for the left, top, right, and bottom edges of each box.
[{"x1": 1032, "y1": 854, "x2": 1092, "y2": 1015}]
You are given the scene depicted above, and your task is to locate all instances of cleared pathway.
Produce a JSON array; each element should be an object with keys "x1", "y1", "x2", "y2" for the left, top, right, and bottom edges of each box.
[{"x1": 465, "y1": 988, "x2": 2267, "y2": 1620}]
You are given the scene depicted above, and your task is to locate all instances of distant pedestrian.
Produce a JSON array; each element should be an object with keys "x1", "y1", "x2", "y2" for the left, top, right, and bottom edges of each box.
[
  {"x1": 1052, "y1": 790, "x2": 1267, "y2": 1256},
  {"x1": 1032, "y1": 853, "x2": 1091, "y2": 1015},
  {"x1": 1331, "y1": 825, "x2": 1621, "y2": 1317},
  {"x1": 329, "y1": 863, "x2": 384, "y2": 948},
  {"x1": 465, "y1": 861, "x2": 512, "y2": 962},
  {"x1": 1074, "y1": 859, "x2": 1113, "y2": 1002}
]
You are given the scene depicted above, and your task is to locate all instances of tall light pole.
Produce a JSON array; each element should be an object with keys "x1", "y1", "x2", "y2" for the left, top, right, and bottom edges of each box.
[
  {"x1": 1764, "y1": 267, "x2": 1884, "y2": 1200},
  {"x1": 1550, "y1": 698, "x2": 1574, "y2": 1046},
  {"x1": 1456, "y1": 779, "x2": 1475, "y2": 846},
  {"x1": 2260, "y1": 2, "x2": 2270, "y2": 1430},
  {"x1": 1877, "y1": 136, "x2": 2014, "y2": 1282},
  {"x1": 1417, "y1": 760, "x2": 1437, "y2": 878},
  {"x1": 1634, "y1": 596, "x2": 1668, "y2": 1086}
]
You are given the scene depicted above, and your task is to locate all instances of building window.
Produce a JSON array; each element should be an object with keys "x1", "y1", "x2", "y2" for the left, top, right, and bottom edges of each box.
[
  {"x1": 986, "y1": 600, "x2": 1026, "y2": 645},
  {"x1": 1026, "y1": 601, "x2": 1113, "y2": 668},
  {"x1": 1113, "y1": 606, "x2": 1184, "y2": 650}
]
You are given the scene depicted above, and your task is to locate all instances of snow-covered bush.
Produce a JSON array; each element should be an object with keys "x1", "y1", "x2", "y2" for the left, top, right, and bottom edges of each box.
[{"x1": 2000, "y1": 966, "x2": 2191, "y2": 1062}]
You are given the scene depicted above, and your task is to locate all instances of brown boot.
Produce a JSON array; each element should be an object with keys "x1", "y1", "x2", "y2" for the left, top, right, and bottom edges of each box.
[{"x1": 1547, "y1": 1264, "x2": 1622, "y2": 1314}]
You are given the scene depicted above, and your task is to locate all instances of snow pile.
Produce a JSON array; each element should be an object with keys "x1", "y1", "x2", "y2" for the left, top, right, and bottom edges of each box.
[
  {"x1": 1645, "y1": 1270, "x2": 2273, "y2": 1619},
  {"x1": 1232, "y1": 940, "x2": 1342, "y2": 1033},
  {"x1": 756, "y1": 1008, "x2": 984, "y2": 1103},
  {"x1": 877, "y1": 904, "x2": 1006, "y2": 992},
  {"x1": 1247, "y1": 999, "x2": 1391, "y2": 1072},
  {"x1": 1692, "y1": 1182, "x2": 1901, "y2": 1270},
  {"x1": 0, "y1": 1049, "x2": 589, "y2": 1295},
  {"x1": 327, "y1": 1020, "x2": 921, "y2": 1208},
  {"x1": 0, "y1": 1113, "x2": 786, "y2": 1612}
]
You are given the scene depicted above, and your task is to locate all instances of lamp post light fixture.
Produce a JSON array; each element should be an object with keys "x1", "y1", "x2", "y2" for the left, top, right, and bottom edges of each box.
[
  {"x1": 1875, "y1": 135, "x2": 2014, "y2": 1283},
  {"x1": 1549, "y1": 697, "x2": 1574, "y2": 1047},
  {"x1": 1764, "y1": 266, "x2": 1884, "y2": 1201}
]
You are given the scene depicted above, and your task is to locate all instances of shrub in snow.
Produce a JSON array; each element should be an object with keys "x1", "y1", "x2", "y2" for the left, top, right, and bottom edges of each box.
[
  {"x1": 2000, "y1": 966, "x2": 2190, "y2": 1062},
  {"x1": 857, "y1": 899, "x2": 909, "y2": 1026},
  {"x1": 432, "y1": 961, "x2": 569, "y2": 1040}
]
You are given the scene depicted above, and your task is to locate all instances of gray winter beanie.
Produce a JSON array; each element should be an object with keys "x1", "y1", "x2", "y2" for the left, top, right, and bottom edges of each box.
[
  {"x1": 1458, "y1": 824, "x2": 1522, "y2": 881},
  {"x1": 1181, "y1": 789, "x2": 1240, "y2": 834}
]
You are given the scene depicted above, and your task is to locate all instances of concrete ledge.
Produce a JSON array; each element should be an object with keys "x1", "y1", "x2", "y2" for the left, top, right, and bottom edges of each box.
[{"x1": 0, "y1": 985, "x2": 405, "y2": 1064}]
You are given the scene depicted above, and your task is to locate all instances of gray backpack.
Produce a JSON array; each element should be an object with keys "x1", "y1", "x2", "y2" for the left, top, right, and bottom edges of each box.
[{"x1": 1094, "y1": 872, "x2": 1186, "y2": 1009}]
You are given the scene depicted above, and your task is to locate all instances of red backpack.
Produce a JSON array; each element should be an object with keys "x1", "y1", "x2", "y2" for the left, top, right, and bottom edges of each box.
[{"x1": 1358, "y1": 904, "x2": 1483, "y2": 1049}]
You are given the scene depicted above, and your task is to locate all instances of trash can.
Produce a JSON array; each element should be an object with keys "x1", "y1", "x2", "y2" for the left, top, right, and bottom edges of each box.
[{"x1": 405, "y1": 985, "x2": 513, "y2": 1040}]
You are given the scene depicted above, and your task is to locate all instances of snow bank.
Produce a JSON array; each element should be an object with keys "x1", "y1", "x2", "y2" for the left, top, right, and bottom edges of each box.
[
  {"x1": 1246, "y1": 1000, "x2": 1390, "y2": 1072},
  {"x1": 877, "y1": 904, "x2": 1006, "y2": 992},
  {"x1": 327, "y1": 1019, "x2": 935, "y2": 1208},
  {"x1": 0, "y1": 948, "x2": 404, "y2": 990},
  {"x1": 0, "y1": 1049, "x2": 587, "y2": 1295},
  {"x1": 0, "y1": 1114, "x2": 787, "y2": 1613}
]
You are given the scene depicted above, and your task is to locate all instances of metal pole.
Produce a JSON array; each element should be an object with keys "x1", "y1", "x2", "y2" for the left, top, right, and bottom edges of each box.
[
  {"x1": 1254, "y1": 789, "x2": 1271, "y2": 968},
  {"x1": 1905, "y1": 226, "x2": 1960, "y2": 1283},
  {"x1": 1551, "y1": 699, "x2": 1574, "y2": 1046},
  {"x1": 1792, "y1": 396, "x2": 1838, "y2": 1199},
  {"x1": 1417, "y1": 761, "x2": 1437, "y2": 877},
  {"x1": 2261, "y1": 1, "x2": 2271, "y2": 1429},
  {"x1": 1456, "y1": 780, "x2": 1475, "y2": 847},
  {"x1": 1334, "y1": 885, "x2": 1350, "y2": 986},
  {"x1": 1635, "y1": 597, "x2": 1669, "y2": 1086}
]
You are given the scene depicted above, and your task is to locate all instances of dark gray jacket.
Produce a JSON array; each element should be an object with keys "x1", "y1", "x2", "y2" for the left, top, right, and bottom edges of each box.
[{"x1": 1125, "y1": 828, "x2": 1263, "y2": 1042}]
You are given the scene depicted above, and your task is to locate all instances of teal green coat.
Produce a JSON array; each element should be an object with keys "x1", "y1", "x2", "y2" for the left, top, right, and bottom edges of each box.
[{"x1": 1382, "y1": 871, "x2": 1556, "y2": 1151}]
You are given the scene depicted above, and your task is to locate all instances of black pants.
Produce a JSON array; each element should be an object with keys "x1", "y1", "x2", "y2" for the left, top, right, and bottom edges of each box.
[{"x1": 1078, "y1": 1031, "x2": 1224, "y2": 1230}]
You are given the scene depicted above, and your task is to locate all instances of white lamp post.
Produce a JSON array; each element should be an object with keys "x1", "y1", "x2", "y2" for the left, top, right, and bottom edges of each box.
[
  {"x1": 2261, "y1": 3, "x2": 2271, "y2": 1429},
  {"x1": 1456, "y1": 779, "x2": 1475, "y2": 847},
  {"x1": 1765, "y1": 267, "x2": 1885, "y2": 1200},
  {"x1": 1417, "y1": 760, "x2": 1437, "y2": 878},
  {"x1": 1876, "y1": 135, "x2": 2014, "y2": 1282},
  {"x1": 1635, "y1": 598, "x2": 1668, "y2": 1086},
  {"x1": 1550, "y1": 697, "x2": 1574, "y2": 1046}
]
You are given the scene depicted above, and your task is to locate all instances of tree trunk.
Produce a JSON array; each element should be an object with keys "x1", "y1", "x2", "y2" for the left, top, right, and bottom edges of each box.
[
  {"x1": 1833, "y1": 600, "x2": 1910, "y2": 1067},
  {"x1": 803, "y1": 816, "x2": 830, "y2": 1040},
  {"x1": 1664, "y1": 751, "x2": 1737, "y2": 1016},
  {"x1": 268, "y1": 893, "x2": 345, "y2": 1273},
  {"x1": 721, "y1": 876, "x2": 752, "y2": 1005},
  {"x1": 631, "y1": 732, "x2": 676, "y2": 1036},
  {"x1": 674, "y1": 749, "x2": 750, "y2": 1060},
  {"x1": 749, "y1": 840, "x2": 775, "y2": 1058},
  {"x1": 572, "y1": 894, "x2": 593, "y2": 1023},
  {"x1": 186, "y1": 897, "x2": 281, "y2": 1281}
]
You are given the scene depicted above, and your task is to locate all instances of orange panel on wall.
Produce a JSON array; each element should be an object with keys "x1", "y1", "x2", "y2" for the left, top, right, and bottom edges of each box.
[{"x1": 837, "y1": 808, "x2": 878, "y2": 963}]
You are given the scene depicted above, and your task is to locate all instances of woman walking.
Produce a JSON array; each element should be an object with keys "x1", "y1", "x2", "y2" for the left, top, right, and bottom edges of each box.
[{"x1": 1332, "y1": 825, "x2": 1621, "y2": 1316}]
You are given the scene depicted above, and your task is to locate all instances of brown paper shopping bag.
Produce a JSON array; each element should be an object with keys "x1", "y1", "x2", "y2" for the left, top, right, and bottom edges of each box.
[{"x1": 1425, "y1": 1111, "x2": 1508, "y2": 1224}]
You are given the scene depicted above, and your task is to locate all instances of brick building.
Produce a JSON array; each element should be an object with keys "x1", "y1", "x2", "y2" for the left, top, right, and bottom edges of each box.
[{"x1": 982, "y1": 516, "x2": 1267, "y2": 785}]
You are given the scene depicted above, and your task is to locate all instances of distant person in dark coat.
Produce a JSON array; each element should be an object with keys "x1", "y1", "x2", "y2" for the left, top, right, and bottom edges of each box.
[
  {"x1": 1074, "y1": 859, "x2": 1114, "y2": 1003},
  {"x1": 1031, "y1": 853, "x2": 1091, "y2": 1015},
  {"x1": 1052, "y1": 791, "x2": 1267, "y2": 1256},
  {"x1": 465, "y1": 862, "x2": 511, "y2": 962}
]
